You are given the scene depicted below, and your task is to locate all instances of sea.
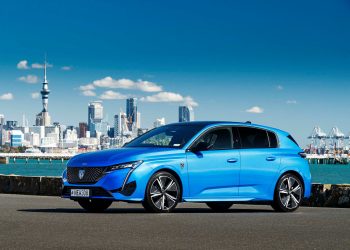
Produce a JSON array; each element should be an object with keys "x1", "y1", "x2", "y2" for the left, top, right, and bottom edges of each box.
[{"x1": 0, "y1": 158, "x2": 349, "y2": 184}]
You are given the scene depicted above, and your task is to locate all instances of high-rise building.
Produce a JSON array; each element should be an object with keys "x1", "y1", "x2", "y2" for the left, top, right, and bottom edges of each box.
[
  {"x1": 114, "y1": 112, "x2": 129, "y2": 137},
  {"x1": 126, "y1": 98, "x2": 137, "y2": 128},
  {"x1": 0, "y1": 114, "x2": 4, "y2": 146},
  {"x1": 10, "y1": 130, "x2": 24, "y2": 147},
  {"x1": 114, "y1": 114, "x2": 121, "y2": 137},
  {"x1": 179, "y1": 106, "x2": 194, "y2": 122},
  {"x1": 0, "y1": 114, "x2": 4, "y2": 126},
  {"x1": 88, "y1": 101, "x2": 103, "y2": 137},
  {"x1": 36, "y1": 61, "x2": 51, "y2": 126},
  {"x1": 79, "y1": 122, "x2": 88, "y2": 138},
  {"x1": 6, "y1": 120, "x2": 18, "y2": 129},
  {"x1": 136, "y1": 112, "x2": 141, "y2": 129},
  {"x1": 154, "y1": 118, "x2": 166, "y2": 128}
]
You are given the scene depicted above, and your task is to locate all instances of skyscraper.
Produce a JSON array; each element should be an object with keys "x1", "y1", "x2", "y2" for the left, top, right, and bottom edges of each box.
[
  {"x1": 114, "y1": 112, "x2": 129, "y2": 137},
  {"x1": 136, "y1": 112, "x2": 141, "y2": 129},
  {"x1": 126, "y1": 98, "x2": 137, "y2": 130},
  {"x1": 35, "y1": 61, "x2": 51, "y2": 126},
  {"x1": 179, "y1": 106, "x2": 194, "y2": 122},
  {"x1": 79, "y1": 122, "x2": 88, "y2": 138},
  {"x1": 114, "y1": 114, "x2": 121, "y2": 137},
  {"x1": 88, "y1": 101, "x2": 103, "y2": 137},
  {"x1": 0, "y1": 114, "x2": 4, "y2": 146}
]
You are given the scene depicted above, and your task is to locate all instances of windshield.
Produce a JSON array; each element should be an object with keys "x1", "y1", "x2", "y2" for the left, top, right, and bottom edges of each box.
[{"x1": 125, "y1": 124, "x2": 205, "y2": 148}]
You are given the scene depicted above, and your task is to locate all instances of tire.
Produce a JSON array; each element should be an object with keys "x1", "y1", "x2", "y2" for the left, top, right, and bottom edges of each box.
[
  {"x1": 78, "y1": 199, "x2": 113, "y2": 212},
  {"x1": 142, "y1": 171, "x2": 181, "y2": 213},
  {"x1": 206, "y1": 202, "x2": 233, "y2": 212},
  {"x1": 272, "y1": 173, "x2": 304, "y2": 212}
]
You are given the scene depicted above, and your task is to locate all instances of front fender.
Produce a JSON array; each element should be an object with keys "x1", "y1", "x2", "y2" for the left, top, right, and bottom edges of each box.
[{"x1": 115, "y1": 159, "x2": 188, "y2": 201}]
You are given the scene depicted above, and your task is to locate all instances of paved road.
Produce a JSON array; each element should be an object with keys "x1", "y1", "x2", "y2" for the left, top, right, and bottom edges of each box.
[{"x1": 0, "y1": 194, "x2": 349, "y2": 250}]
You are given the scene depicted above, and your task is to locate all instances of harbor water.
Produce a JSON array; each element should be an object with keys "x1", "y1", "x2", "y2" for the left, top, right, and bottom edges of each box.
[{"x1": 0, "y1": 158, "x2": 349, "y2": 184}]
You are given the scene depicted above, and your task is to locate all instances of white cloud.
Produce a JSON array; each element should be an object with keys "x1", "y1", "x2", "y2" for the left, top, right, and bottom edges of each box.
[
  {"x1": 82, "y1": 90, "x2": 96, "y2": 96},
  {"x1": 93, "y1": 77, "x2": 134, "y2": 89},
  {"x1": 18, "y1": 75, "x2": 38, "y2": 84},
  {"x1": 141, "y1": 92, "x2": 198, "y2": 107},
  {"x1": 0, "y1": 93, "x2": 14, "y2": 100},
  {"x1": 183, "y1": 96, "x2": 199, "y2": 107},
  {"x1": 31, "y1": 92, "x2": 40, "y2": 99},
  {"x1": 277, "y1": 85, "x2": 283, "y2": 90},
  {"x1": 246, "y1": 106, "x2": 264, "y2": 113},
  {"x1": 141, "y1": 92, "x2": 183, "y2": 102},
  {"x1": 100, "y1": 90, "x2": 127, "y2": 100},
  {"x1": 79, "y1": 84, "x2": 95, "y2": 91},
  {"x1": 90, "y1": 77, "x2": 162, "y2": 92},
  {"x1": 136, "y1": 80, "x2": 162, "y2": 92},
  {"x1": 17, "y1": 60, "x2": 29, "y2": 69},
  {"x1": 61, "y1": 66, "x2": 72, "y2": 71},
  {"x1": 80, "y1": 77, "x2": 198, "y2": 107},
  {"x1": 286, "y1": 100, "x2": 297, "y2": 104},
  {"x1": 17, "y1": 60, "x2": 53, "y2": 70},
  {"x1": 31, "y1": 63, "x2": 53, "y2": 69}
]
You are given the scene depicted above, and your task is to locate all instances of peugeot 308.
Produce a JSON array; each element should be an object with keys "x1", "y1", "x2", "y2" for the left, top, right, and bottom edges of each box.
[{"x1": 62, "y1": 122, "x2": 311, "y2": 213}]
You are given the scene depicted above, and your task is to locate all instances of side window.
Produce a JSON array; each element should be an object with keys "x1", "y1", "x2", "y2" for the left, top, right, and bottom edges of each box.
[
  {"x1": 267, "y1": 131, "x2": 278, "y2": 148},
  {"x1": 194, "y1": 128, "x2": 233, "y2": 150},
  {"x1": 238, "y1": 127, "x2": 269, "y2": 149}
]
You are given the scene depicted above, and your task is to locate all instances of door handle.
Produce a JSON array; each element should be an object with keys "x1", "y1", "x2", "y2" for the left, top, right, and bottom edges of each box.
[
  {"x1": 266, "y1": 156, "x2": 276, "y2": 161},
  {"x1": 227, "y1": 158, "x2": 238, "y2": 163}
]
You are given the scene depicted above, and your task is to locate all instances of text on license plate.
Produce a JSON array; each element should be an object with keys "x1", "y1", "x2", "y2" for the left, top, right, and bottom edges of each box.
[{"x1": 71, "y1": 189, "x2": 90, "y2": 197}]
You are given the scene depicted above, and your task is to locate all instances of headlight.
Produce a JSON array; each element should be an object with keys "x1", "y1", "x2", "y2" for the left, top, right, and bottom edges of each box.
[
  {"x1": 105, "y1": 161, "x2": 143, "y2": 172},
  {"x1": 62, "y1": 169, "x2": 67, "y2": 182}
]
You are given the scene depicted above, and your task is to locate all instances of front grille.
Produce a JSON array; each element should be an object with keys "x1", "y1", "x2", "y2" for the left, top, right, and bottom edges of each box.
[
  {"x1": 62, "y1": 186, "x2": 112, "y2": 198},
  {"x1": 67, "y1": 167, "x2": 106, "y2": 184}
]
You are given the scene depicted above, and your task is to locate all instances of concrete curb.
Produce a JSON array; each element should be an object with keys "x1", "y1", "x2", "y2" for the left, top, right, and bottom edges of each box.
[{"x1": 0, "y1": 174, "x2": 349, "y2": 207}]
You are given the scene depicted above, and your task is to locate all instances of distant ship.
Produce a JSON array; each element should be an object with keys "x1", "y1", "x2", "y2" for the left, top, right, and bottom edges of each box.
[{"x1": 24, "y1": 148, "x2": 42, "y2": 154}]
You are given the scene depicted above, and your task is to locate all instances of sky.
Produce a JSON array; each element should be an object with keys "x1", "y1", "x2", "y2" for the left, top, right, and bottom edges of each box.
[{"x1": 0, "y1": 0, "x2": 350, "y2": 146}]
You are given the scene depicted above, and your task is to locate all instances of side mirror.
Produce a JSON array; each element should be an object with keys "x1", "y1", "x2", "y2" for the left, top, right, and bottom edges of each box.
[{"x1": 190, "y1": 141, "x2": 211, "y2": 152}]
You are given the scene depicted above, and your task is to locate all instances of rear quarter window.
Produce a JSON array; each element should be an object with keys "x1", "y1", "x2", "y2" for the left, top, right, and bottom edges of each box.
[{"x1": 287, "y1": 135, "x2": 299, "y2": 146}]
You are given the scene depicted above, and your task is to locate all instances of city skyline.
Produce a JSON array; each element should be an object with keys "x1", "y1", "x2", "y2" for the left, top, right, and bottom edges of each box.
[{"x1": 1, "y1": 0, "x2": 350, "y2": 146}]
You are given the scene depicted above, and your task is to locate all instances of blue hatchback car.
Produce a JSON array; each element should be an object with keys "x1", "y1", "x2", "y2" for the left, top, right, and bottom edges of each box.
[{"x1": 62, "y1": 121, "x2": 311, "y2": 213}]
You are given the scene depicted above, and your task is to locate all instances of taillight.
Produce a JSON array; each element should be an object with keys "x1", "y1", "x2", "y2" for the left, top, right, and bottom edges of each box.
[{"x1": 298, "y1": 152, "x2": 307, "y2": 158}]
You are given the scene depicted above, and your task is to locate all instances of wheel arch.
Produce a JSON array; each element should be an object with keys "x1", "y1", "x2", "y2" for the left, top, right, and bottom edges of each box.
[
  {"x1": 275, "y1": 170, "x2": 305, "y2": 196},
  {"x1": 151, "y1": 168, "x2": 183, "y2": 200}
]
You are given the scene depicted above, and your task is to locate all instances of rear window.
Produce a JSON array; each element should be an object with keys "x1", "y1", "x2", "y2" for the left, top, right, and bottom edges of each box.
[{"x1": 287, "y1": 135, "x2": 299, "y2": 146}]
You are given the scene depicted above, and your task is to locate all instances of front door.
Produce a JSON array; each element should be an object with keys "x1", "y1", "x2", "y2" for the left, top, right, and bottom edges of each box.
[{"x1": 186, "y1": 127, "x2": 240, "y2": 200}]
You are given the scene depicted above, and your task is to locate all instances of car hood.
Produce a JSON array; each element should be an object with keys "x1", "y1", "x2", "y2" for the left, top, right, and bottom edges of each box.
[{"x1": 67, "y1": 147, "x2": 184, "y2": 167}]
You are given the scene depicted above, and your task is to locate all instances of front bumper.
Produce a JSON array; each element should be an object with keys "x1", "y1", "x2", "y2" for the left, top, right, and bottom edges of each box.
[{"x1": 62, "y1": 167, "x2": 140, "y2": 201}]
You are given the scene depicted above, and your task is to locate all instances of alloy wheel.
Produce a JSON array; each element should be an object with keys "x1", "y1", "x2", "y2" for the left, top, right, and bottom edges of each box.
[
  {"x1": 278, "y1": 176, "x2": 302, "y2": 210},
  {"x1": 149, "y1": 175, "x2": 179, "y2": 211}
]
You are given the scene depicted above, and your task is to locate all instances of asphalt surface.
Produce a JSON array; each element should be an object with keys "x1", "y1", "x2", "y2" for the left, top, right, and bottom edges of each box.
[{"x1": 0, "y1": 194, "x2": 349, "y2": 250}]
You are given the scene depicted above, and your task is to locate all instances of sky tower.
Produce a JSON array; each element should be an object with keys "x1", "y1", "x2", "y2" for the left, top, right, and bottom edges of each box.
[{"x1": 35, "y1": 60, "x2": 51, "y2": 126}]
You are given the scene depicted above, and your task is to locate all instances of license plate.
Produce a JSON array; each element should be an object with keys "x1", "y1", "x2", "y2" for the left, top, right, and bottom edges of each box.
[{"x1": 70, "y1": 189, "x2": 90, "y2": 197}]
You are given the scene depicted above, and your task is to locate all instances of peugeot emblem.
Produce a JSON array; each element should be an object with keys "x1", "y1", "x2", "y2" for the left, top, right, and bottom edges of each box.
[{"x1": 78, "y1": 169, "x2": 85, "y2": 180}]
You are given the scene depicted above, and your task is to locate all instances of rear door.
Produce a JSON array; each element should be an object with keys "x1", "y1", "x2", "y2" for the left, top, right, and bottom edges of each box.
[
  {"x1": 237, "y1": 126, "x2": 281, "y2": 199},
  {"x1": 186, "y1": 127, "x2": 240, "y2": 200}
]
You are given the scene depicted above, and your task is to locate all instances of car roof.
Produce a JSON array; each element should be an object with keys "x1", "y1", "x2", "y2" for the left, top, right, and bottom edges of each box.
[{"x1": 166, "y1": 121, "x2": 289, "y2": 135}]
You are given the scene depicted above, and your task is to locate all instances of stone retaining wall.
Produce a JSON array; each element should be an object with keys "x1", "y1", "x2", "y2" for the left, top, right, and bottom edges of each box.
[
  {"x1": 0, "y1": 175, "x2": 62, "y2": 196},
  {"x1": 0, "y1": 174, "x2": 349, "y2": 207},
  {"x1": 306, "y1": 184, "x2": 350, "y2": 207}
]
